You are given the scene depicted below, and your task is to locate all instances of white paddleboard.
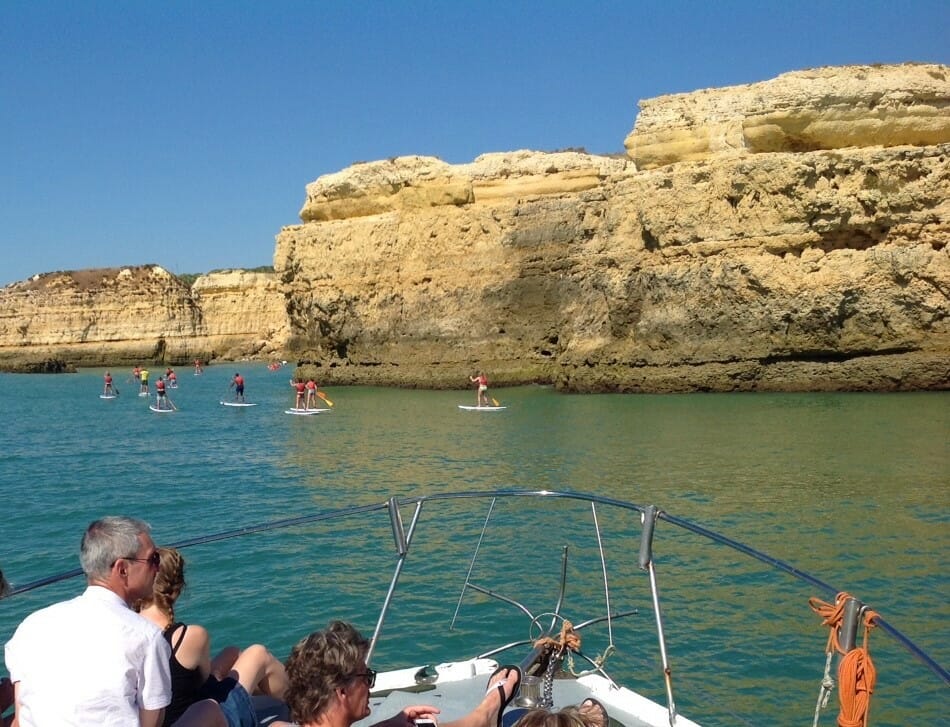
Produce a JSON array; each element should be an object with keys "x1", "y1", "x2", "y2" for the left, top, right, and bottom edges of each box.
[
  {"x1": 99, "y1": 394, "x2": 117, "y2": 400},
  {"x1": 138, "y1": 392, "x2": 149, "y2": 397},
  {"x1": 221, "y1": 401, "x2": 258, "y2": 407},
  {"x1": 284, "y1": 408, "x2": 328, "y2": 416},
  {"x1": 458, "y1": 405, "x2": 507, "y2": 411},
  {"x1": 149, "y1": 405, "x2": 175, "y2": 413}
]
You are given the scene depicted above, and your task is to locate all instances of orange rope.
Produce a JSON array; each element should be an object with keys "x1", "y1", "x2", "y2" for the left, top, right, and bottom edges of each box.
[
  {"x1": 533, "y1": 619, "x2": 582, "y2": 653},
  {"x1": 809, "y1": 593, "x2": 878, "y2": 727}
]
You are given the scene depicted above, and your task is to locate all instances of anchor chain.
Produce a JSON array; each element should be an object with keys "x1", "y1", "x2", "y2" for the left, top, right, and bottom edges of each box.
[
  {"x1": 533, "y1": 620, "x2": 582, "y2": 710},
  {"x1": 539, "y1": 647, "x2": 560, "y2": 709}
]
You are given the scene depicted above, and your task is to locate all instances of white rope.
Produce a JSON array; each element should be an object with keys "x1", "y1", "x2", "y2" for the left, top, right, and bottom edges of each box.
[{"x1": 812, "y1": 650, "x2": 836, "y2": 727}]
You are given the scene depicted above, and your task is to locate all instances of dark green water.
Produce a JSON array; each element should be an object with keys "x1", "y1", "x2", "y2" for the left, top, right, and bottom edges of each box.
[{"x1": 0, "y1": 366, "x2": 946, "y2": 725}]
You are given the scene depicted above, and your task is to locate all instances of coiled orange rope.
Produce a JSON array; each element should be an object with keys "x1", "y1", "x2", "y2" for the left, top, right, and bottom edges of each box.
[
  {"x1": 809, "y1": 592, "x2": 878, "y2": 727},
  {"x1": 533, "y1": 619, "x2": 582, "y2": 653}
]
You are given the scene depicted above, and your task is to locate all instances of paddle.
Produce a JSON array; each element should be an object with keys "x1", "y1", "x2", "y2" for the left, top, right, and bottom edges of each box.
[
  {"x1": 166, "y1": 395, "x2": 177, "y2": 411},
  {"x1": 317, "y1": 391, "x2": 334, "y2": 407},
  {"x1": 114, "y1": 384, "x2": 120, "y2": 397},
  {"x1": 491, "y1": 397, "x2": 500, "y2": 407}
]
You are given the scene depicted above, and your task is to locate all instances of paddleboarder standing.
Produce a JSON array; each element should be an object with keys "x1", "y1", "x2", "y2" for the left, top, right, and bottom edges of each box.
[
  {"x1": 155, "y1": 376, "x2": 169, "y2": 410},
  {"x1": 290, "y1": 378, "x2": 306, "y2": 410},
  {"x1": 103, "y1": 371, "x2": 116, "y2": 396},
  {"x1": 230, "y1": 372, "x2": 246, "y2": 403},
  {"x1": 469, "y1": 372, "x2": 490, "y2": 407}
]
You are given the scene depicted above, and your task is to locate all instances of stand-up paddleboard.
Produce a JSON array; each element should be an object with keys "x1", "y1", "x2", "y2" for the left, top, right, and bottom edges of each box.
[
  {"x1": 149, "y1": 405, "x2": 175, "y2": 413},
  {"x1": 458, "y1": 405, "x2": 507, "y2": 411},
  {"x1": 221, "y1": 401, "x2": 257, "y2": 407},
  {"x1": 99, "y1": 394, "x2": 117, "y2": 400},
  {"x1": 138, "y1": 392, "x2": 149, "y2": 397},
  {"x1": 284, "y1": 408, "x2": 328, "y2": 416}
]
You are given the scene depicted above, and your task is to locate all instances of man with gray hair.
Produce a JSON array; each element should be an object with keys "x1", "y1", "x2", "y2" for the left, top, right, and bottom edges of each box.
[{"x1": 5, "y1": 516, "x2": 172, "y2": 726}]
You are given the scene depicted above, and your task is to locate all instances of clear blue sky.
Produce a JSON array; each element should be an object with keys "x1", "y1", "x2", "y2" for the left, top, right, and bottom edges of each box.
[{"x1": 1, "y1": 1, "x2": 947, "y2": 287}]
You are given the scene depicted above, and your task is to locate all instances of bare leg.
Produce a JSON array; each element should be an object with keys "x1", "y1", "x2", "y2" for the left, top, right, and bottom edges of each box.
[
  {"x1": 228, "y1": 644, "x2": 289, "y2": 699},
  {"x1": 211, "y1": 645, "x2": 240, "y2": 680},
  {"x1": 440, "y1": 666, "x2": 520, "y2": 727}
]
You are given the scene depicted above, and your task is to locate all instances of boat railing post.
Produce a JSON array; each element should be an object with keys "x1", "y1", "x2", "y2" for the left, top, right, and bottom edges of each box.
[
  {"x1": 839, "y1": 596, "x2": 864, "y2": 653},
  {"x1": 640, "y1": 505, "x2": 679, "y2": 727},
  {"x1": 367, "y1": 497, "x2": 423, "y2": 666},
  {"x1": 389, "y1": 495, "x2": 408, "y2": 556}
]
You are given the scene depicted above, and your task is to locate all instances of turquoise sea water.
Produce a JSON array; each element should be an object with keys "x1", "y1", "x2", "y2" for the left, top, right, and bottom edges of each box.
[{"x1": 0, "y1": 365, "x2": 946, "y2": 725}]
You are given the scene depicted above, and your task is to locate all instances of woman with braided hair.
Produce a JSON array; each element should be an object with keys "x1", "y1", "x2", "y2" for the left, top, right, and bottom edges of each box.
[{"x1": 136, "y1": 547, "x2": 288, "y2": 726}]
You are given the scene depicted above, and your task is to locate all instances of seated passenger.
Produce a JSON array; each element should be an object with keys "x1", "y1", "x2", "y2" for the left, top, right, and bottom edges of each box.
[
  {"x1": 136, "y1": 547, "x2": 288, "y2": 726},
  {"x1": 282, "y1": 620, "x2": 521, "y2": 727}
]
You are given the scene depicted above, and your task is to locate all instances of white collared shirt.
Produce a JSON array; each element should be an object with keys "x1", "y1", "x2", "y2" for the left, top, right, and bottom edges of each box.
[{"x1": 5, "y1": 585, "x2": 171, "y2": 726}]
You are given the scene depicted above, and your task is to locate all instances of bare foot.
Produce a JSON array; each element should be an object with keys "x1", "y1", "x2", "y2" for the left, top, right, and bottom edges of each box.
[{"x1": 482, "y1": 666, "x2": 521, "y2": 727}]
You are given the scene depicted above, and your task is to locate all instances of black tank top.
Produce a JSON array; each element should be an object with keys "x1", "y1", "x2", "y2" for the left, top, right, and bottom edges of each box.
[{"x1": 162, "y1": 622, "x2": 205, "y2": 726}]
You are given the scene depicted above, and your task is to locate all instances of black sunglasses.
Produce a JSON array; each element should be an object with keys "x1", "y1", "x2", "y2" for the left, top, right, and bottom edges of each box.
[
  {"x1": 350, "y1": 668, "x2": 377, "y2": 688},
  {"x1": 114, "y1": 551, "x2": 161, "y2": 568}
]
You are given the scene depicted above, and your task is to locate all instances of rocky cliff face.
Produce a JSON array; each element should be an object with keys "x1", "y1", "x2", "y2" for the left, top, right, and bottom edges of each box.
[
  {"x1": 277, "y1": 63, "x2": 949, "y2": 391},
  {"x1": 0, "y1": 266, "x2": 287, "y2": 369},
  {"x1": 2, "y1": 63, "x2": 947, "y2": 391},
  {"x1": 627, "y1": 64, "x2": 950, "y2": 168}
]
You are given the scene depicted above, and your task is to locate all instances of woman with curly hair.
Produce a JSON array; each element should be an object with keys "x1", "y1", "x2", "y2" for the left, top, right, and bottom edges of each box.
[{"x1": 136, "y1": 547, "x2": 288, "y2": 726}]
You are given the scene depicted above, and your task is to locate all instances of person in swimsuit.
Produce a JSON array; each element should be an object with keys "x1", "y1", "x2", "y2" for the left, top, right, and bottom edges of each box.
[
  {"x1": 156, "y1": 377, "x2": 168, "y2": 409},
  {"x1": 469, "y1": 372, "x2": 489, "y2": 407},
  {"x1": 136, "y1": 547, "x2": 288, "y2": 726},
  {"x1": 305, "y1": 378, "x2": 318, "y2": 409},
  {"x1": 290, "y1": 379, "x2": 307, "y2": 409},
  {"x1": 103, "y1": 371, "x2": 115, "y2": 396},
  {"x1": 194, "y1": 359, "x2": 203, "y2": 375},
  {"x1": 167, "y1": 369, "x2": 178, "y2": 388},
  {"x1": 230, "y1": 373, "x2": 245, "y2": 403}
]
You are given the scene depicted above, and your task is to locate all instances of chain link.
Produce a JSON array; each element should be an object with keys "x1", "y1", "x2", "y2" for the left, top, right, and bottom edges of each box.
[{"x1": 539, "y1": 646, "x2": 562, "y2": 709}]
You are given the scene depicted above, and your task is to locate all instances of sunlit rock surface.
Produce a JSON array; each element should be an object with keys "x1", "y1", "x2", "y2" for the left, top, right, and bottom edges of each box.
[
  {"x1": 626, "y1": 63, "x2": 950, "y2": 169},
  {"x1": 2, "y1": 64, "x2": 947, "y2": 391},
  {"x1": 0, "y1": 266, "x2": 287, "y2": 369}
]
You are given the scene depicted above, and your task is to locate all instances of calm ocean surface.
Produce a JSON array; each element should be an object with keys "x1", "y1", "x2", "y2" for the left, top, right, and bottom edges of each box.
[{"x1": 0, "y1": 365, "x2": 946, "y2": 725}]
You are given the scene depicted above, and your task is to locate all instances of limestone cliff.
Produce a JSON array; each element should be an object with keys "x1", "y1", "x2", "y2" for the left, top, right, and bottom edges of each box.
[
  {"x1": 0, "y1": 266, "x2": 287, "y2": 368},
  {"x1": 191, "y1": 269, "x2": 290, "y2": 358},
  {"x1": 2, "y1": 63, "x2": 947, "y2": 391},
  {"x1": 626, "y1": 63, "x2": 950, "y2": 168},
  {"x1": 277, "y1": 64, "x2": 949, "y2": 392}
]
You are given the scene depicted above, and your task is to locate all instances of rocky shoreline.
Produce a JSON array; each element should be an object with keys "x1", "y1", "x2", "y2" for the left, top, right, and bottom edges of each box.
[{"x1": 2, "y1": 64, "x2": 948, "y2": 392}]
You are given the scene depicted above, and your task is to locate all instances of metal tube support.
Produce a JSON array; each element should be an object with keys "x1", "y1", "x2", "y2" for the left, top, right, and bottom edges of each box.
[
  {"x1": 389, "y1": 496, "x2": 408, "y2": 556},
  {"x1": 648, "y1": 560, "x2": 678, "y2": 727},
  {"x1": 367, "y1": 499, "x2": 423, "y2": 665},
  {"x1": 840, "y1": 596, "x2": 864, "y2": 653},
  {"x1": 641, "y1": 506, "x2": 678, "y2": 726}
]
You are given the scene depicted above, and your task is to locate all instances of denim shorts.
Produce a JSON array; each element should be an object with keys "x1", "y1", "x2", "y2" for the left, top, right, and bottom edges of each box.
[{"x1": 219, "y1": 683, "x2": 259, "y2": 727}]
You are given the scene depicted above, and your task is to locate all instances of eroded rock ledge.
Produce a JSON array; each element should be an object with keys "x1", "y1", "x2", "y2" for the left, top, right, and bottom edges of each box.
[
  {"x1": 2, "y1": 63, "x2": 947, "y2": 391},
  {"x1": 626, "y1": 63, "x2": 950, "y2": 169}
]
